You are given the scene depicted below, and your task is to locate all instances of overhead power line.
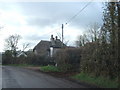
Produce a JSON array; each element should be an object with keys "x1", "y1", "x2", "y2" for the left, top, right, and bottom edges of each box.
[
  {"x1": 37, "y1": 1, "x2": 93, "y2": 38},
  {"x1": 40, "y1": 26, "x2": 61, "y2": 36},
  {"x1": 60, "y1": 1, "x2": 93, "y2": 44},
  {"x1": 65, "y1": 0, "x2": 93, "y2": 25}
]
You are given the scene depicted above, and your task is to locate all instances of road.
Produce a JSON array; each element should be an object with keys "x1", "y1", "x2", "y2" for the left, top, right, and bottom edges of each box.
[{"x1": 2, "y1": 66, "x2": 85, "y2": 88}]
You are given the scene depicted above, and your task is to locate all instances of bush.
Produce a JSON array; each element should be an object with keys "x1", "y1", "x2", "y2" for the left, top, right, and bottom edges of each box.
[
  {"x1": 2, "y1": 50, "x2": 54, "y2": 66},
  {"x1": 58, "y1": 64, "x2": 73, "y2": 72},
  {"x1": 2, "y1": 50, "x2": 13, "y2": 64},
  {"x1": 72, "y1": 72, "x2": 118, "y2": 88},
  {"x1": 27, "y1": 55, "x2": 55, "y2": 66},
  {"x1": 80, "y1": 42, "x2": 118, "y2": 79},
  {"x1": 27, "y1": 55, "x2": 46, "y2": 65},
  {"x1": 54, "y1": 48, "x2": 81, "y2": 72}
]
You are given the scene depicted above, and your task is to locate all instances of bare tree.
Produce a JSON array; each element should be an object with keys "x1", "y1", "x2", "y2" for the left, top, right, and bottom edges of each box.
[
  {"x1": 87, "y1": 22, "x2": 101, "y2": 42},
  {"x1": 22, "y1": 43, "x2": 30, "y2": 52},
  {"x1": 75, "y1": 34, "x2": 89, "y2": 47},
  {"x1": 56, "y1": 32, "x2": 69, "y2": 46},
  {"x1": 56, "y1": 32, "x2": 61, "y2": 40},
  {"x1": 64, "y1": 40, "x2": 69, "y2": 46},
  {"x1": 5, "y1": 34, "x2": 21, "y2": 57}
]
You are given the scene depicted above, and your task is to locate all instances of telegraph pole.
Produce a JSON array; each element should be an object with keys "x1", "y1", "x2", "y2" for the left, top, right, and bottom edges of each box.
[{"x1": 62, "y1": 24, "x2": 64, "y2": 47}]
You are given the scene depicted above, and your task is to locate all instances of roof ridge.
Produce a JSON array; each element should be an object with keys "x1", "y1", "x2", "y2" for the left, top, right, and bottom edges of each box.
[{"x1": 41, "y1": 40, "x2": 50, "y2": 42}]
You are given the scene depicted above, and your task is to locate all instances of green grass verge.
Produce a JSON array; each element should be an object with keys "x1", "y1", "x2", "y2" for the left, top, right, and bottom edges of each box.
[
  {"x1": 71, "y1": 72, "x2": 118, "y2": 88},
  {"x1": 40, "y1": 65, "x2": 61, "y2": 72}
]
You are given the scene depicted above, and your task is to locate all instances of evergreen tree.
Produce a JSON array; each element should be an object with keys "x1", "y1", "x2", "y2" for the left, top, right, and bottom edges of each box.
[{"x1": 102, "y1": 1, "x2": 119, "y2": 78}]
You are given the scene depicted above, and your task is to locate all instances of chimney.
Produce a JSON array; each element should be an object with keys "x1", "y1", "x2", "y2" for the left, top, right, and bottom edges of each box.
[
  {"x1": 50, "y1": 35, "x2": 55, "y2": 46},
  {"x1": 50, "y1": 35, "x2": 54, "y2": 41},
  {"x1": 55, "y1": 36, "x2": 58, "y2": 40}
]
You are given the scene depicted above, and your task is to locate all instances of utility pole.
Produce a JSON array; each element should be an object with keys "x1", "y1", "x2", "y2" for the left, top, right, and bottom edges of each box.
[{"x1": 62, "y1": 24, "x2": 64, "y2": 47}]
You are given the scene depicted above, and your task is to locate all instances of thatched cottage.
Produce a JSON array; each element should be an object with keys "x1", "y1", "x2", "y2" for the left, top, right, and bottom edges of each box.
[{"x1": 33, "y1": 35, "x2": 66, "y2": 57}]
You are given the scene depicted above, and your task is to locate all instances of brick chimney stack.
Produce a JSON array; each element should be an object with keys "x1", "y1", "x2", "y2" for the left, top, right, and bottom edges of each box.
[
  {"x1": 50, "y1": 35, "x2": 54, "y2": 40},
  {"x1": 50, "y1": 35, "x2": 55, "y2": 46},
  {"x1": 55, "y1": 36, "x2": 58, "y2": 40}
]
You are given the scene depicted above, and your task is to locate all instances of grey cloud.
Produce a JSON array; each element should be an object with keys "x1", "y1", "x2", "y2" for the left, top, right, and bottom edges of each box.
[
  {"x1": 25, "y1": 34, "x2": 49, "y2": 41},
  {"x1": 1, "y1": 2, "x2": 103, "y2": 29},
  {"x1": 23, "y1": 2, "x2": 103, "y2": 29},
  {"x1": 66, "y1": 3, "x2": 103, "y2": 30},
  {"x1": 27, "y1": 17, "x2": 53, "y2": 28}
]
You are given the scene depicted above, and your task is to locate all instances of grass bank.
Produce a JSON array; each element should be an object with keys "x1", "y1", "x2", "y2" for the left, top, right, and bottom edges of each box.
[
  {"x1": 40, "y1": 65, "x2": 61, "y2": 72},
  {"x1": 71, "y1": 72, "x2": 118, "y2": 88}
]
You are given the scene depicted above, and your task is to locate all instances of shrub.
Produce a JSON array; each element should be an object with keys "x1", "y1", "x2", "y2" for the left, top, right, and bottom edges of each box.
[
  {"x1": 54, "y1": 48, "x2": 81, "y2": 72},
  {"x1": 72, "y1": 72, "x2": 118, "y2": 88},
  {"x1": 2, "y1": 50, "x2": 13, "y2": 64},
  {"x1": 80, "y1": 41, "x2": 118, "y2": 79},
  {"x1": 27, "y1": 55, "x2": 55, "y2": 66}
]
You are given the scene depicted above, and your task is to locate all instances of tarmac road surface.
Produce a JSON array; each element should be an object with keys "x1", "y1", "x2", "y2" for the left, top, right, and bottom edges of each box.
[{"x1": 2, "y1": 66, "x2": 86, "y2": 88}]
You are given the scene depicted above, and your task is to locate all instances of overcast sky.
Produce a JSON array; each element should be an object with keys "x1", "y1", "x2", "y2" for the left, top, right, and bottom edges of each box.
[{"x1": 0, "y1": 1, "x2": 103, "y2": 52}]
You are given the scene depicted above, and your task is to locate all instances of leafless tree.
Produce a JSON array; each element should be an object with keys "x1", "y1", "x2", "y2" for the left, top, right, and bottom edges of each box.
[
  {"x1": 22, "y1": 43, "x2": 30, "y2": 51},
  {"x1": 56, "y1": 32, "x2": 61, "y2": 40},
  {"x1": 64, "y1": 40, "x2": 69, "y2": 46},
  {"x1": 75, "y1": 34, "x2": 90, "y2": 47},
  {"x1": 87, "y1": 22, "x2": 101, "y2": 42},
  {"x1": 5, "y1": 34, "x2": 21, "y2": 57}
]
